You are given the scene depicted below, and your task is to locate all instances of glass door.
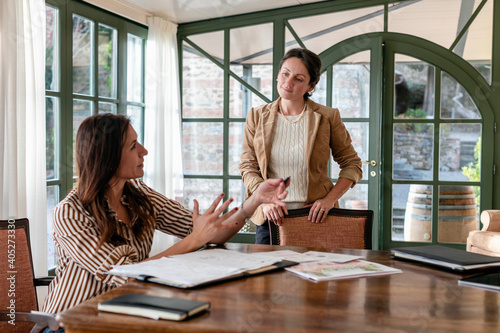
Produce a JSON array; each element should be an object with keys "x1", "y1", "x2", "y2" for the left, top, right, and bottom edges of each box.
[
  {"x1": 320, "y1": 34, "x2": 493, "y2": 250},
  {"x1": 382, "y1": 39, "x2": 493, "y2": 249},
  {"x1": 321, "y1": 37, "x2": 383, "y2": 249}
]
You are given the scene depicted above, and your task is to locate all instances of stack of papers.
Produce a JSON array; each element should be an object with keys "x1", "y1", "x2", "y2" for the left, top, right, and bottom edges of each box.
[
  {"x1": 258, "y1": 250, "x2": 402, "y2": 282},
  {"x1": 107, "y1": 249, "x2": 294, "y2": 288},
  {"x1": 257, "y1": 250, "x2": 361, "y2": 263},
  {"x1": 107, "y1": 248, "x2": 401, "y2": 286}
]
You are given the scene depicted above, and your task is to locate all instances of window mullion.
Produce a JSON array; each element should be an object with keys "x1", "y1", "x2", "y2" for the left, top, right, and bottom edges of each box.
[
  {"x1": 93, "y1": 18, "x2": 99, "y2": 114},
  {"x1": 223, "y1": 28, "x2": 230, "y2": 202}
]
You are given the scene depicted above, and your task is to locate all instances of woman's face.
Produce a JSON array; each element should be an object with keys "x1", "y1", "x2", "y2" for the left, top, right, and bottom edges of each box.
[
  {"x1": 277, "y1": 57, "x2": 315, "y2": 102},
  {"x1": 114, "y1": 125, "x2": 148, "y2": 181}
]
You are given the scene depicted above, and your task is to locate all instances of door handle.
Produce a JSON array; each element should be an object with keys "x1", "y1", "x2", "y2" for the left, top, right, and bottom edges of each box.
[{"x1": 362, "y1": 160, "x2": 377, "y2": 166}]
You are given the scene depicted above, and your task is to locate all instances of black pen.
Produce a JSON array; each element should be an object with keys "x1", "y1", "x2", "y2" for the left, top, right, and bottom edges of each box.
[{"x1": 283, "y1": 176, "x2": 290, "y2": 184}]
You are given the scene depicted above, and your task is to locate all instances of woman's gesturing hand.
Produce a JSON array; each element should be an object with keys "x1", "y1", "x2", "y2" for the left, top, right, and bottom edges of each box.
[
  {"x1": 190, "y1": 194, "x2": 238, "y2": 245},
  {"x1": 254, "y1": 178, "x2": 289, "y2": 206},
  {"x1": 189, "y1": 178, "x2": 289, "y2": 245}
]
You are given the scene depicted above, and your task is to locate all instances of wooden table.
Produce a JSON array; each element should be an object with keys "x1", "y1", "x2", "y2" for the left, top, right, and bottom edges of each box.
[{"x1": 57, "y1": 243, "x2": 500, "y2": 333}]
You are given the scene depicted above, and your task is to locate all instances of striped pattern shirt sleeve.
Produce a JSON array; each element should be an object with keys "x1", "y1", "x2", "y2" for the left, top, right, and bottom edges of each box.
[{"x1": 42, "y1": 180, "x2": 194, "y2": 313}]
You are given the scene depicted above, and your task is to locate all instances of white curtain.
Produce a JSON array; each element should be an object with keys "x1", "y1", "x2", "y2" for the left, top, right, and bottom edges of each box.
[
  {"x1": 144, "y1": 17, "x2": 184, "y2": 255},
  {"x1": 0, "y1": 0, "x2": 47, "y2": 279}
]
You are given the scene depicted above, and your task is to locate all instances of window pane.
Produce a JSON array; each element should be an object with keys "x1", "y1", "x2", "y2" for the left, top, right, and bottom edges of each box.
[
  {"x1": 47, "y1": 185, "x2": 59, "y2": 268},
  {"x1": 438, "y1": 185, "x2": 479, "y2": 244},
  {"x1": 98, "y1": 102, "x2": 117, "y2": 114},
  {"x1": 331, "y1": 122, "x2": 369, "y2": 180},
  {"x1": 182, "y1": 122, "x2": 223, "y2": 175},
  {"x1": 229, "y1": 75, "x2": 268, "y2": 118},
  {"x1": 98, "y1": 24, "x2": 117, "y2": 98},
  {"x1": 46, "y1": 97, "x2": 59, "y2": 181},
  {"x1": 288, "y1": 6, "x2": 384, "y2": 56},
  {"x1": 228, "y1": 122, "x2": 244, "y2": 176},
  {"x1": 230, "y1": 23, "x2": 273, "y2": 65},
  {"x1": 73, "y1": 99, "x2": 93, "y2": 177},
  {"x1": 73, "y1": 15, "x2": 94, "y2": 95},
  {"x1": 127, "y1": 105, "x2": 143, "y2": 144},
  {"x1": 228, "y1": 179, "x2": 255, "y2": 233},
  {"x1": 393, "y1": 123, "x2": 434, "y2": 181},
  {"x1": 453, "y1": 0, "x2": 492, "y2": 84},
  {"x1": 332, "y1": 51, "x2": 370, "y2": 118},
  {"x1": 311, "y1": 71, "x2": 327, "y2": 106},
  {"x1": 440, "y1": 71, "x2": 481, "y2": 119},
  {"x1": 339, "y1": 183, "x2": 368, "y2": 210},
  {"x1": 46, "y1": 6, "x2": 59, "y2": 91},
  {"x1": 394, "y1": 55, "x2": 435, "y2": 119},
  {"x1": 183, "y1": 178, "x2": 222, "y2": 212},
  {"x1": 396, "y1": 184, "x2": 432, "y2": 243},
  {"x1": 182, "y1": 46, "x2": 224, "y2": 118},
  {"x1": 127, "y1": 34, "x2": 143, "y2": 102},
  {"x1": 389, "y1": 0, "x2": 466, "y2": 51},
  {"x1": 228, "y1": 179, "x2": 244, "y2": 211},
  {"x1": 229, "y1": 23, "x2": 273, "y2": 110},
  {"x1": 188, "y1": 30, "x2": 224, "y2": 64},
  {"x1": 440, "y1": 124, "x2": 481, "y2": 181}
]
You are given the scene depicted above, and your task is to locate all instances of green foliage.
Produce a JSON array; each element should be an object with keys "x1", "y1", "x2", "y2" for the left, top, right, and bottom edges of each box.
[
  {"x1": 404, "y1": 108, "x2": 426, "y2": 119},
  {"x1": 401, "y1": 108, "x2": 429, "y2": 133},
  {"x1": 461, "y1": 137, "x2": 481, "y2": 206}
]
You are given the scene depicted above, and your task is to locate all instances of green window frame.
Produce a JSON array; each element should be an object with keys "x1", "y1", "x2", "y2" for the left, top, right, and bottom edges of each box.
[
  {"x1": 45, "y1": 0, "x2": 147, "y2": 270},
  {"x1": 178, "y1": 0, "x2": 499, "y2": 249}
]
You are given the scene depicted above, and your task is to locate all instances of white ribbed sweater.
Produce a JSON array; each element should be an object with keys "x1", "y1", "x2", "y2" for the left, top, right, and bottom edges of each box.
[{"x1": 268, "y1": 112, "x2": 308, "y2": 204}]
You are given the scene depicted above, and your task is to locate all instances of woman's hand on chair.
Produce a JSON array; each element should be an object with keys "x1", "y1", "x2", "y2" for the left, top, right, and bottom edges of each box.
[
  {"x1": 306, "y1": 199, "x2": 334, "y2": 223},
  {"x1": 262, "y1": 204, "x2": 288, "y2": 226},
  {"x1": 255, "y1": 178, "x2": 289, "y2": 226}
]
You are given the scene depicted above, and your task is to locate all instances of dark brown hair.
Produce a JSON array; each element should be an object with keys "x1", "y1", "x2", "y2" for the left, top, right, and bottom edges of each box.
[
  {"x1": 278, "y1": 48, "x2": 322, "y2": 99},
  {"x1": 76, "y1": 114, "x2": 155, "y2": 249}
]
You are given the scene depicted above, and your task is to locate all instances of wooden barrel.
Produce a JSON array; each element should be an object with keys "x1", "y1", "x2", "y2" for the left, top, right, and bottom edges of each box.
[{"x1": 403, "y1": 185, "x2": 478, "y2": 243}]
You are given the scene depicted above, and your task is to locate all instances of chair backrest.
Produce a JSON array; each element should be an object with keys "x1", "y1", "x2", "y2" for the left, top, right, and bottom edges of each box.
[
  {"x1": 0, "y1": 218, "x2": 38, "y2": 332},
  {"x1": 269, "y1": 207, "x2": 373, "y2": 249}
]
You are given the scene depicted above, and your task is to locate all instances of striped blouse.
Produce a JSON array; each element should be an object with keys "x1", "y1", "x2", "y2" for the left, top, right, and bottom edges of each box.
[{"x1": 42, "y1": 179, "x2": 193, "y2": 313}]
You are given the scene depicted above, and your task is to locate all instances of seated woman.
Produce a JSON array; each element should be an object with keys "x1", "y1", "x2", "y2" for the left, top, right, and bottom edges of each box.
[{"x1": 42, "y1": 114, "x2": 288, "y2": 321}]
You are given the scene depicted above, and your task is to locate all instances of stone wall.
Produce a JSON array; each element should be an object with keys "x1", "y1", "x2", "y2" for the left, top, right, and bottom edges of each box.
[{"x1": 393, "y1": 131, "x2": 461, "y2": 172}]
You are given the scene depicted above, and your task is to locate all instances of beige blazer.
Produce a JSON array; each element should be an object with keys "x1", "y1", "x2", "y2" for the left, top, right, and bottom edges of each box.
[{"x1": 239, "y1": 98, "x2": 363, "y2": 226}]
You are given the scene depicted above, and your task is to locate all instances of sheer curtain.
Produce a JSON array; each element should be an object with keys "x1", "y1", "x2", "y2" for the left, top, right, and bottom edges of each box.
[
  {"x1": 144, "y1": 17, "x2": 185, "y2": 255},
  {"x1": 0, "y1": 0, "x2": 47, "y2": 279}
]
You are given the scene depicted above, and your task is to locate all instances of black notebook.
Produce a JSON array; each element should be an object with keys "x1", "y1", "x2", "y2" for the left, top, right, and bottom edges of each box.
[
  {"x1": 97, "y1": 293, "x2": 210, "y2": 321},
  {"x1": 390, "y1": 245, "x2": 500, "y2": 272},
  {"x1": 458, "y1": 272, "x2": 500, "y2": 292}
]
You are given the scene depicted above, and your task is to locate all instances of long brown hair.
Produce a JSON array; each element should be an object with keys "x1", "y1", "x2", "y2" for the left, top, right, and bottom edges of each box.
[{"x1": 76, "y1": 114, "x2": 155, "y2": 249}]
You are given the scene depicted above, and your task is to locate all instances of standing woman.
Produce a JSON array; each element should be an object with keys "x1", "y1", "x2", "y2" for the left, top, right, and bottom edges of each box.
[
  {"x1": 239, "y1": 48, "x2": 362, "y2": 245},
  {"x1": 41, "y1": 113, "x2": 288, "y2": 320}
]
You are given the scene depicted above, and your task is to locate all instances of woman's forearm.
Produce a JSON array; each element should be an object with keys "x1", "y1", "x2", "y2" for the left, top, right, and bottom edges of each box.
[{"x1": 324, "y1": 177, "x2": 353, "y2": 207}]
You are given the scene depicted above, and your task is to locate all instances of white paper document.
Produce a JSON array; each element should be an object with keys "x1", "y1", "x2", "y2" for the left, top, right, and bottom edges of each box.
[
  {"x1": 257, "y1": 250, "x2": 361, "y2": 263},
  {"x1": 285, "y1": 260, "x2": 402, "y2": 282},
  {"x1": 107, "y1": 249, "x2": 282, "y2": 288},
  {"x1": 169, "y1": 248, "x2": 280, "y2": 270}
]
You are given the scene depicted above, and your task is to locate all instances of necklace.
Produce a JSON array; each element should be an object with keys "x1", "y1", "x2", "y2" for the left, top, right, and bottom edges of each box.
[{"x1": 279, "y1": 102, "x2": 307, "y2": 124}]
